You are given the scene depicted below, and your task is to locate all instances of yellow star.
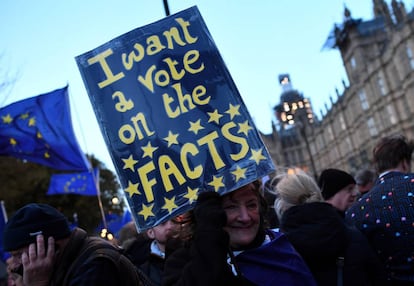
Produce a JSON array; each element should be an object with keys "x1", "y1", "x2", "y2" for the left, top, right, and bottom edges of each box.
[
  {"x1": 188, "y1": 119, "x2": 204, "y2": 135},
  {"x1": 207, "y1": 109, "x2": 223, "y2": 124},
  {"x1": 124, "y1": 180, "x2": 141, "y2": 197},
  {"x1": 138, "y1": 203, "x2": 155, "y2": 221},
  {"x1": 2, "y1": 114, "x2": 13, "y2": 124},
  {"x1": 225, "y1": 104, "x2": 240, "y2": 120},
  {"x1": 249, "y1": 148, "x2": 267, "y2": 164},
  {"x1": 238, "y1": 120, "x2": 253, "y2": 136},
  {"x1": 28, "y1": 117, "x2": 36, "y2": 127},
  {"x1": 36, "y1": 131, "x2": 43, "y2": 139},
  {"x1": 208, "y1": 175, "x2": 225, "y2": 192},
  {"x1": 44, "y1": 151, "x2": 50, "y2": 159},
  {"x1": 183, "y1": 187, "x2": 199, "y2": 204},
  {"x1": 231, "y1": 166, "x2": 247, "y2": 181},
  {"x1": 10, "y1": 138, "x2": 17, "y2": 146},
  {"x1": 162, "y1": 196, "x2": 178, "y2": 214},
  {"x1": 20, "y1": 113, "x2": 29, "y2": 119},
  {"x1": 141, "y1": 141, "x2": 158, "y2": 158},
  {"x1": 163, "y1": 131, "x2": 179, "y2": 147},
  {"x1": 122, "y1": 154, "x2": 138, "y2": 172}
]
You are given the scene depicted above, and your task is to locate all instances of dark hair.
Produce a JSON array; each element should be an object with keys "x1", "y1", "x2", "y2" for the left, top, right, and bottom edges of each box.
[{"x1": 373, "y1": 134, "x2": 414, "y2": 173}]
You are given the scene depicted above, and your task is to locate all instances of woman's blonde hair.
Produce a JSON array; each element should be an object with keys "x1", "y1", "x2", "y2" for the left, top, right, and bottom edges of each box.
[{"x1": 273, "y1": 169, "x2": 323, "y2": 220}]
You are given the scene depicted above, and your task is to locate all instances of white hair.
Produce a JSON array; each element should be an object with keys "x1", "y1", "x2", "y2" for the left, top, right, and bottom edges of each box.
[{"x1": 273, "y1": 169, "x2": 323, "y2": 220}]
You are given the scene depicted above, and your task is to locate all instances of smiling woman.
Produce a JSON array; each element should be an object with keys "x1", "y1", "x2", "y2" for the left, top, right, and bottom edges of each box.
[{"x1": 162, "y1": 180, "x2": 317, "y2": 286}]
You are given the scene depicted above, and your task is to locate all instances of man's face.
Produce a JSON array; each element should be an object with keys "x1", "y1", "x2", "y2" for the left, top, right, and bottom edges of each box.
[
  {"x1": 222, "y1": 184, "x2": 260, "y2": 249},
  {"x1": 327, "y1": 184, "x2": 358, "y2": 211},
  {"x1": 147, "y1": 219, "x2": 180, "y2": 245}
]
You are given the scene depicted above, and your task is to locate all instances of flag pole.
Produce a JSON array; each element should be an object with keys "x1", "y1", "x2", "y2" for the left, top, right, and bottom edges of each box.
[
  {"x1": 97, "y1": 189, "x2": 107, "y2": 230},
  {"x1": 1, "y1": 200, "x2": 7, "y2": 223},
  {"x1": 163, "y1": 0, "x2": 170, "y2": 16},
  {"x1": 93, "y1": 169, "x2": 107, "y2": 230}
]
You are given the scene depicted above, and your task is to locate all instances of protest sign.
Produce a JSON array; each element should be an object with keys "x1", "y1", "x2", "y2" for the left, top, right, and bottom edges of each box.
[{"x1": 76, "y1": 6, "x2": 275, "y2": 231}]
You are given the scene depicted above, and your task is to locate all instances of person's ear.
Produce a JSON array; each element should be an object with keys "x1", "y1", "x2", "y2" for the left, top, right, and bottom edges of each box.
[
  {"x1": 146, "y1": 229, "x2": 155, "y2": 239},
  {"x1": 402, "y1": 159, "x2": 411, "y2": 173}
]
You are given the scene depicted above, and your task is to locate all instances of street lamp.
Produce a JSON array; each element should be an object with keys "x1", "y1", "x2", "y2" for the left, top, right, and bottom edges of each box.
[{"x1": 111, "y1": 196, "x2": 120, "y2": 205}]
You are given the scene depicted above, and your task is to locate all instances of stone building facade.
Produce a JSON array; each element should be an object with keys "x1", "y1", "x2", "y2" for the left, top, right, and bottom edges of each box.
[{"x1": 262, "y1": 0, "x2": 414, "y2": 178}]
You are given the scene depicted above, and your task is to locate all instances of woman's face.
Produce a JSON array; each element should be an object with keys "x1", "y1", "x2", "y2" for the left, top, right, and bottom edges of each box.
[{"x1": 222, "y1": 184, "x2": 261, "y2": 248}]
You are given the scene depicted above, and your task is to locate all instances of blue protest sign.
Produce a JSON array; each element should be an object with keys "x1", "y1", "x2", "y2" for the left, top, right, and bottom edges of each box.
[{"x1": 76, "y1": 6, "x2": 275, "y2": 231}]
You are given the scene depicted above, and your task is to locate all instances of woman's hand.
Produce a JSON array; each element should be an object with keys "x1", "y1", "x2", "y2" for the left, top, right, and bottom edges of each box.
[{"x1": 194, "y1": 191, "x2": 227, "y2": 230}]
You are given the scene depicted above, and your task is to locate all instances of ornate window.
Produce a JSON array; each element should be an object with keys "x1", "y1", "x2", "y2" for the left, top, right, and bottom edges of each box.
[
  {"x1": 367, "y1": 117, "x2": 378, "y2": 136},
  {"x1": 359, "y1": 89, "x2": 369, "y2": 110}
]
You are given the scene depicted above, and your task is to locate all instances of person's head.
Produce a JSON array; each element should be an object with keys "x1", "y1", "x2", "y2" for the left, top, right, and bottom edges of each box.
[
  {"x1": 373, "y1": 134, "x2": 414, "y2": 174},
  {"x1": 355, "y1": 168, "x2": 376, "y2": 194},
  {"x1": 318, "y1": 168, "x2": 358, "y2": 212},
  {"x1": 118, "y1": 221, "x2": 139, "y2": 248},
  {"x1": 146, "y1": 219, "x2": 180, "y2": 252},
  {"x1": 222, "y1": 180, "x2": 267, "y2": 250},
  {"x1": 273, "y1": 170, "x2": 323, "y2": 220},
  {"x1": 3, "y1": 203, "x2": 71, "y2": 273}
]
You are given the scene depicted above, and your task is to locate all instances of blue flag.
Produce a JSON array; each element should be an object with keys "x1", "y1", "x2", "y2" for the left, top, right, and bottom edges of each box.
[
  {"x1": 96, "y1": 209, "x2": 132, "y2": 239},
  {"x1": 0, "y1": 201, "x2": 10, "y2": 262},
  {"x1": 47, "y1": 168, "x2": 99, "y2": 196},
  {"x1": 76, "y1": 6, "x2": 275, "y2": 231},
  {"x1": 0, "y1": 86, "x2": 91, "y2": 171}
]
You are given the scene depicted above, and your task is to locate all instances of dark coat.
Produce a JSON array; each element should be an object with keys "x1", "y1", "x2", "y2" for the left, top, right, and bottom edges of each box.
[
  {"x1": 346, "y1": 171, "x2": 414, "y2": 285},
  {"x1": 123, "y1": 236, "x2": 165, "y2": 286},
  {"x1": 51, "y1": 228, "x2": 140, "y2": 286},
  {"x1": 123, "y1": 235, "x2": 152, "y2": 268},
  {"x1": 281, "y1": 202, "x2": 386, "y2": 286}
]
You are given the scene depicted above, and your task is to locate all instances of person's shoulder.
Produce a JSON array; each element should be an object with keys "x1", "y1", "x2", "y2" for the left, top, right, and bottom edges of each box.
[{"x1": 122, "y1": 236, "x2": 152, "y2": 266}]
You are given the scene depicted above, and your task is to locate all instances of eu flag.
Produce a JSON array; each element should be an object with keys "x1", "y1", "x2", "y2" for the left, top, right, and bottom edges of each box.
[
  {"x1": 0, "y1": 86, "x2": 91, "y2": 171},
  {"x1": 47, "y1": 168, "x2": 99, "y2": 196}
]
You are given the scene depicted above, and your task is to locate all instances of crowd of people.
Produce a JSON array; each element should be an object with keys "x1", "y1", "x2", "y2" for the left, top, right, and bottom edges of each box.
[{"x1": 2, "y1": 133, "x2": 414, "y2": 285}]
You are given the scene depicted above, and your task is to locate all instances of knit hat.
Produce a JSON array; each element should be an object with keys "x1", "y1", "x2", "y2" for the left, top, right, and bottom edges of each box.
[
  {"x1": 318, "y1": 169, "x2": 356, "y2": 200},
  {"x1": 3, "y1": 203, "x2": 71, "y2": 251}
]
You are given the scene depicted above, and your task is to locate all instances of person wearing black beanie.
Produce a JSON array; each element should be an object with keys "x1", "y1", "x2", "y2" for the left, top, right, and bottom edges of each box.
[
  {"x1": 3, "y1": 203, "x2": 141, "y2": 286},
  {"x1": 3, "y1": 203, "x2": 71, "y2": 252},
  {"x1": 318, "y1": 168, "x2": 358, "y2": 214}
]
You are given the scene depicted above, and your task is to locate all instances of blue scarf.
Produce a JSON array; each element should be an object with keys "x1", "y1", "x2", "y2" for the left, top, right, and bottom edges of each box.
[{"x1": 234, "y1": 230, "x2": 317, "y2": 286}]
